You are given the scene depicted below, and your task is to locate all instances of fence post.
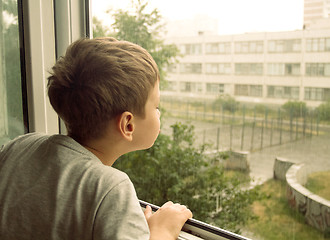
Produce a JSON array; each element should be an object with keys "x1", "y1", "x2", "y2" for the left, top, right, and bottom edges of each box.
[
  {"x1": 303, "y1": 111, "x2": 306, "y2": 137},
  {"x1": 260, "y1": 120, "x2": 264, "y2": 150},
  {"x1": 216, "y1": 127, "x2": 220, "y2": 150},
  {"x1": 270, "y1": 119, "x2": 274, "y2": 146},
  {"x1": 230, "y1": 124, "x2": 233, "y2": 150},
  {"x1": 241, "y1": 106, "x2": 246, "y2": 150},
  {"x1": 310, "y1": 109, "x2": 313, "y2": 138},
  {"x1": 279, "y1": 117, "x2": 283, "y2": 145},
  {"x1": 265, "y1": 108, "x2": 268, "y2": 129},
  {"x1": 295, "y1": 116, "x2": 298, "y2": 140},
  {"x1": 290, "y1": 108, "x2": 293, "y2": 141},
  {"x1": 316, "y1": 111, "x2": 319, "y2": 136},
  {"x1": 250, "y1": 121, "x2": 255, "y2": 151}
]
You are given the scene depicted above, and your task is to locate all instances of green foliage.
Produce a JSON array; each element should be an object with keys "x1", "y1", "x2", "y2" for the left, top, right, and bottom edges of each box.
[
  {"x1": 212, "y1": 94, "x2": 239, "y2": 112},
  {"x1": 2, "y1": 0, "x2": 24, "y2": 137},
  {"x1": 316, "y1": 100, "x2": 330, "y2": 122},
  {"x1": 281, "y1": 101, "x2": 308, "y2": 118},
  {"x1": 115, "y1": 122, "x2": 261, "y2": 233},
  {"x1": 93, "y1": 0, "x2": 179, "y2": 89},
  {"x1": 92, "y1": 17, "x2": 112, "y2": 38}
]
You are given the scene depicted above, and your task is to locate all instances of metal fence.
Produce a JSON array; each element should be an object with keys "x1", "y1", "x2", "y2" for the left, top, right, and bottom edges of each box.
[{"x1": 161, "y1": 98, "x2": 325, "y2": 152}]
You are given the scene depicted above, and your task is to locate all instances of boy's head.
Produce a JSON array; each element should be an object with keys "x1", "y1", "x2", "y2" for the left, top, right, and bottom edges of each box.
[{"x1": 48, "y1": 37, "x2": 159, "y2": 143}]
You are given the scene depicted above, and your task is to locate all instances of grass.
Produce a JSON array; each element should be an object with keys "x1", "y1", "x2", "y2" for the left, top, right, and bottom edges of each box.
[
  {"x1": 244, "y1": 179, "x2": 328, "y2": 240},
  {"x1": 305, "y1": 171, "x2": 330, "y2": 201}
]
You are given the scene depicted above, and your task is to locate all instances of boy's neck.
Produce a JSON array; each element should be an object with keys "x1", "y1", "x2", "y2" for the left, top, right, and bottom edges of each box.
[{"x1": 83, "y1": 140, "x2": 119, "y2": 166}]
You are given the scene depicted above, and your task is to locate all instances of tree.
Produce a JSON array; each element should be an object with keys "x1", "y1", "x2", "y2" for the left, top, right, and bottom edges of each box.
[
  {"x1": 282, "y1": 101, "x2": 308, "y2": 118},
  {"x1": 115, "y1": 123, "x2": 261, "y2": 234},
  {"x1": 1, "y1": 0, "x2": 24, "y2": 137},
  {"x1": 316, "y1": 100, "x2": 330, "y2": 122},
  {"x1": 93, "y1": 0, "x2": 179, "y2": 89},
  {"x1": 212, "y1": 94, "x2": 239, "y2": 113}
]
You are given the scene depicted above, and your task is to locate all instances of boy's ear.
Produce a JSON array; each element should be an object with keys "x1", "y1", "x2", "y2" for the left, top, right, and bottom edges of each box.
[{"x1": 117, "y1": 111, "x2": 135, "y2": 141}]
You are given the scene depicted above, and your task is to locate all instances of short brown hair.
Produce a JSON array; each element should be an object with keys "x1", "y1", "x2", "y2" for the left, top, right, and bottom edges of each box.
[{"x1": 48, "y1": 37, "x2": 159, "y2": 143}]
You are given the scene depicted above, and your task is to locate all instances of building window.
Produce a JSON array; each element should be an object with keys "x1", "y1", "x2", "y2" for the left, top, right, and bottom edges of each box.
[
  {"x1": 268, "y1": 39, "x2": 301, "y2": 53},
  {"x1": 180, "y1": 82, "x2": 192, "y2": 92},
  {"x1": 205, "y1": 63, "x2": 231, "y2": 74},
  {"x1": 306, "y1": 38, "x2": 330, "y2": 52},
  {"x1": 205, "y1": 42, "x2": 231, "y2": 54},
  {"x1": 235, "y1": 41, "x2": 263, "y2": 54},
  {"x1": 235, "y1": 85, "x2": 262, "y2": 97},
  {"x1": 305, "y1": 63, "x2": 330, "y2": 76},
  {"x1": 235, "y1": 85, "x2": 249, "y2": 96},
  {"x1": 268, "y1": 63, "x2": 300, "y2": 76},
  {"x1": 304, "y1": 87, "x2": 330, "y2": 101},
  {"x1": 267, "y1": 86, "x2": 299, "y2": 99},
  {"x1": 206, "y1": 83, "x2": 224, "y2": 94},
  {"x1": 180, "y1": 44, "x2": 202, "y2": 55},
  {"x1": 180, "y1": 63, "x2": 202, "y2": 74},
  {"x1": 167, "y1": 64, "x2": 178, "y2": 73},
  {"x1": 235, "y1": 63, "x2": 263, "y2": 75}
]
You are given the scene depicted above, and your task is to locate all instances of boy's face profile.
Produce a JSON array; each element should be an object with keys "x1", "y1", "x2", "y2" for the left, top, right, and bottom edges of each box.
[{"x1": 132, "y1": 80, "x2": 161, "y2": 150}]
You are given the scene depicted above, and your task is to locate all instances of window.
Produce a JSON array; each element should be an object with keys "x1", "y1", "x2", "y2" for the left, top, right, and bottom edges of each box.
[
  {"x1": 235, "y1": 84, "x2": 263, "y2": 97},
  {"x1": 181, "y1": 43, "x2": 202, "y2": 55},
  {"x1": 167, "y1": 64, "x2": 178, "y2": 73},
  {"x1": 205, "y1": 63, "x2": 231, "y2": 74},
  {"x1": 304, "y1": 87, "x2": 330, "y2": 101},
  {"x1": 206, "y1": 83, "x2": 225, "y2": 94},
  {"x1": 235, "y1": 63, "x2": 263, "y2": 75},
  {"x1": 0, "y1": 0, "x2": 26, "y2": 145},
  {"x1": 305, "y1": 63, "x2": 330, "y2": 76},
  {"x1": 306, "y1": 38, "x2": 330, "y2": 52},
  {"x1": 268, "y1": 63, "x2": 300, "y2": 76},
  {"x1": 267, "y1": 86, "x2": 299, "y2": 99},
  {"x1": 92, "y1": 1, "x2": 330, "y2": 239},
  {"x1": 180, "y1": 63, "x2": 202, "y2": 74},
  {"x1": 235, "y1": 41, "x2": 263, "y2": 53},
  {"x1": 268, "y1": 39, "x2": 301, "y2": 53},
  {"x1": 205, "y1": 42, "x2": 231, "y2": 54}
]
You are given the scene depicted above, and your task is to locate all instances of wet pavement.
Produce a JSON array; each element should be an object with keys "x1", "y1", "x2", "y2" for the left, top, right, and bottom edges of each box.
[{"x1": 249, "y1": 132, "x2": 330, "y2": 184}]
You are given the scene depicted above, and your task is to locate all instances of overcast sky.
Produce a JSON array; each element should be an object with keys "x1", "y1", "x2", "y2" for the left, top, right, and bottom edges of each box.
[{"x1": 92, "y1": 0, "x2": 304, "y2": 35}]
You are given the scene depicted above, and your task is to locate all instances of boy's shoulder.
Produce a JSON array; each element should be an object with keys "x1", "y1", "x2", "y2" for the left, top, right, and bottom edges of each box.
[{"x1": 0, "y1": 132, "x2": 49, "y2": 154}]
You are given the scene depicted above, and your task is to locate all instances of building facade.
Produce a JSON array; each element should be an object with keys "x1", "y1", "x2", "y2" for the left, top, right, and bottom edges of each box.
[{"x1": 163, "y1": 20, "x2": 330, "y2": 107}]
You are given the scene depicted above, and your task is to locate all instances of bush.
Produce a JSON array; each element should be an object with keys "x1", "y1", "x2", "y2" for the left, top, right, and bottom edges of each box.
[
  {"x1": 281, "y1": 101, "x2": 308, "y2": 118},
  {"x1": 316, "y1": 100, "x2": 330, "y2": 122},
  {"x1": 213, "y1": 94, "x2": 239, "y2": 112}
]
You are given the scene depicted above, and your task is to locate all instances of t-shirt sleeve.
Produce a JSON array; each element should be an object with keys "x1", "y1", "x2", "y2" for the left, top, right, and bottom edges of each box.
[{"x1": 93, "y1": 178, "x2": 150, "y2": 240}]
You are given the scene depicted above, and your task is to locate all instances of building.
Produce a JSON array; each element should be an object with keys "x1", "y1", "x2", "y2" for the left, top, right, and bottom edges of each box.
[
  {"x1": 163, "y1": 19, "x2": 330, "y2": 107},
  {"x1": 304, "y1": 0, "x2": 330, "y2": 28}
]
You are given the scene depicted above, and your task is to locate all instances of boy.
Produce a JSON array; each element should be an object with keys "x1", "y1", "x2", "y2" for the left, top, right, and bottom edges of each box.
[{"x1": 0, "y1": 37, "x2": 192, "y2": 239}]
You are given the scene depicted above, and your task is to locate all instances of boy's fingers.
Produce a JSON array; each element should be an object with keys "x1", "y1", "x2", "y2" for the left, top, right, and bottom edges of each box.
[
  {"x1": 144, "y1": 205, "x2": 153, "y2": 219},
  {"x1": 161, "y1": 201, "x2": 173, "y2": 207}
]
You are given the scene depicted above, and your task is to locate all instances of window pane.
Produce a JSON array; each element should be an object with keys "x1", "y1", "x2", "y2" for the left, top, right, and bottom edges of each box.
[
  {"x1": 0, "y1": 0, "x2": 25, "y2": 145},
  {"x1": 92, "y1": 1, "x2": 330, "y2": 239}
]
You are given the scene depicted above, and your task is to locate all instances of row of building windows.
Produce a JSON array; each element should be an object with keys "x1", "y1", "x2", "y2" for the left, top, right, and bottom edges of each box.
[
  {"x1": 166, "y1": 82, "x2": 330, "y2": 101},
  {"x1": 179, "y1": 38, "x2": 330, "y2": 55},
  {"x1": 169, "y1": 63, "x2": 330, "y2": 76}
]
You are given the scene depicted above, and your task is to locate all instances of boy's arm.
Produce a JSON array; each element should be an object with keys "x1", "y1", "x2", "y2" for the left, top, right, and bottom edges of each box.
[{"x1": 144, "y1": 201, "x2": 193, "y2": 240}]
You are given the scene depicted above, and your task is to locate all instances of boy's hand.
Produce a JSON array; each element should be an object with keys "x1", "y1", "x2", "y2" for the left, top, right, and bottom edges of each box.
[{"x1": 144, "y1": 201, "x2": 193, "y2": 240}]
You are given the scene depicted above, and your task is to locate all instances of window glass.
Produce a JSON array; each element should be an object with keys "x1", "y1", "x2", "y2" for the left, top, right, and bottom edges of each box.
[
  {"x1": 92, "y1": 1, "x2": 329, "y2": 239},
  {"x1": 0, "y1": 0, "x2": 25, "y2": 145}
]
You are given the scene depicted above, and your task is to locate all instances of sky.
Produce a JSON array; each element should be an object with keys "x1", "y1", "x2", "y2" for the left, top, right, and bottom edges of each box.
[{"x1": 92, "y1": 0, "x2": 305, "y2": 35}]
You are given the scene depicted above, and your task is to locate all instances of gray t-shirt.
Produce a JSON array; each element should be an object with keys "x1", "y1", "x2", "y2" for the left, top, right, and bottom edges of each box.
[{"x1": 0, "y1": 133, "x2": 149, "y2": 240}]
